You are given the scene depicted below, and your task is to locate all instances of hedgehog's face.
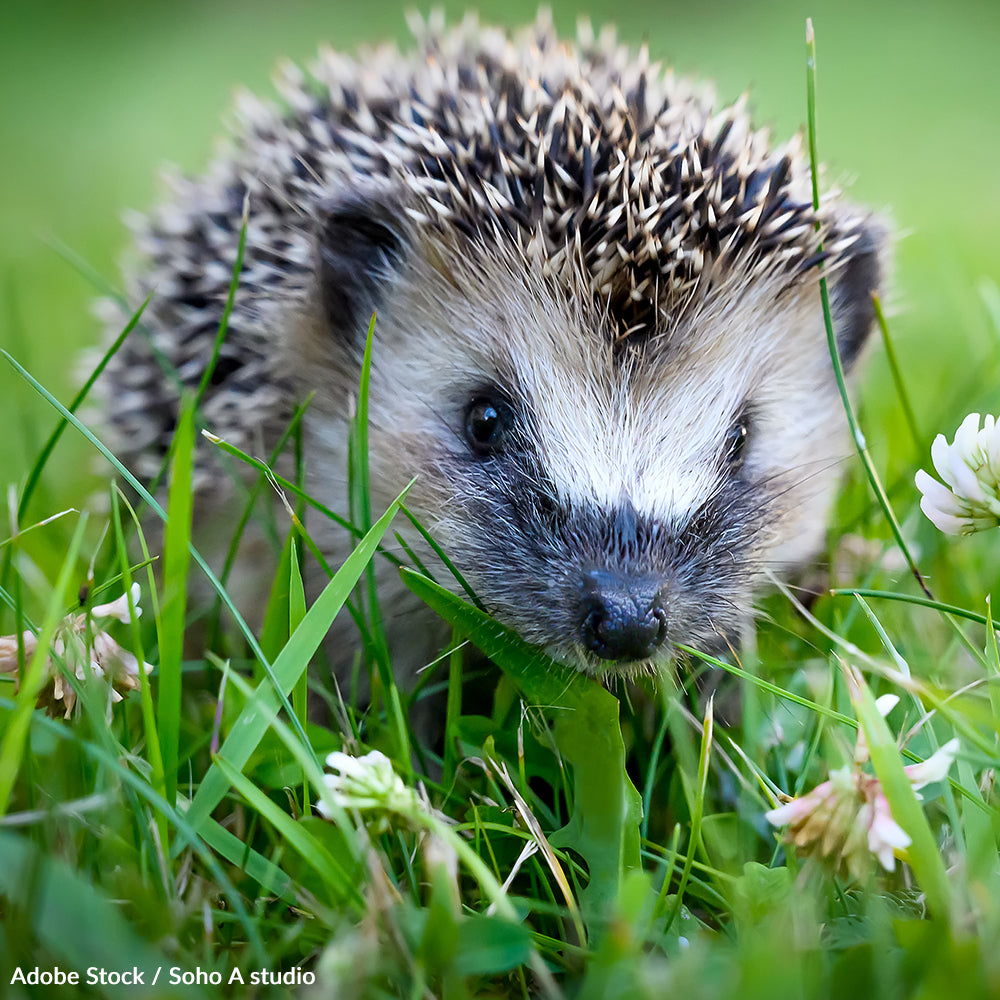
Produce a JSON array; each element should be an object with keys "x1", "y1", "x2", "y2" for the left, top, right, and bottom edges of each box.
[{"x1": 308, "y1": 197, "x2": 880, "y2": 676}]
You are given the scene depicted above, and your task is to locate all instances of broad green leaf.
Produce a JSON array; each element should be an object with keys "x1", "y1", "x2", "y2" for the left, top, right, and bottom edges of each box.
[
  {"x1": 451, "y1": 916, "x2": 533, "y2": 976},
  {"x1": 400, "y1": 567, "x2": 642, "y2": 918}
]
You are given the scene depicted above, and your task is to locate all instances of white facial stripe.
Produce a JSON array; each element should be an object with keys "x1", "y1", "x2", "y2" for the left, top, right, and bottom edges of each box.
[
  {"x1": 501, "y1": 273, "x2": 831, "y2": 525},
  {"x1": 514, "y1": 336, "x2": 742, "y2": 522}
]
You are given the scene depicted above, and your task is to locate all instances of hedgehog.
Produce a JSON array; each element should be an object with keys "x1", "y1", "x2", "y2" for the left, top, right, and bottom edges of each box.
[{"x1": 100, "y1": 11, "x2": 884, "y2": 689}]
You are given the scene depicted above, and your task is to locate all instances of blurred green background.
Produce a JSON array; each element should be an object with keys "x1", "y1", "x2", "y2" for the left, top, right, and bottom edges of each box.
[{"x1": 1, "y1": 0, "x2": 999, "y2": 498}]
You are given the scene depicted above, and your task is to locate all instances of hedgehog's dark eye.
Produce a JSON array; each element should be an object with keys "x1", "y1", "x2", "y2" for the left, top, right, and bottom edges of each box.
[
  {"x1": 464, "y1": 396, "x2": 510, "y2": 455},
  {"x1": 724, "y1": 417, "x2": 749, "y2": 469}
]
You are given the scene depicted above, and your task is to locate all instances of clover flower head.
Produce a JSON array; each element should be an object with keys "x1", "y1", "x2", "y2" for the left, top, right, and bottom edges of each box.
[
  {"x1": 0, "y1": 584, "x2": 152, "y2": 718},
  {"x1": 317, "y1": 750, "x2": 418, "y2": 817},
  {"x1": 915, "y1": 412, "x2": 1000, "y2": 534},
  {"x1": 766, "y1": 691, "x2": 959, "y2": 879}
]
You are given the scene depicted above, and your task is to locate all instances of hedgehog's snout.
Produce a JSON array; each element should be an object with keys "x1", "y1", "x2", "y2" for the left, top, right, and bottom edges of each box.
[{"x1": 577, "y1": 568, "x2": 668, "y2": 662}]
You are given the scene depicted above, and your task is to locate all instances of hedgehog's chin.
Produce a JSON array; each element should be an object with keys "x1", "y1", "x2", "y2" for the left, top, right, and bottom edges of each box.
[{"x1": 547, "y1": 642, "x2": 674, "y2": 684}]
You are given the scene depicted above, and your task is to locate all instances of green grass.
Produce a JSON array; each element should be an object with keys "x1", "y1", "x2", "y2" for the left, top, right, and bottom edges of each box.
[{"x1": 3, "y1": 10, "x2": 1000, "y2": 1000}]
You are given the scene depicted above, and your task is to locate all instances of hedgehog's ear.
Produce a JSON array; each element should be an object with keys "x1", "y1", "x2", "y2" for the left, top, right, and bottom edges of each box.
[
  {"x1": 828, "y1": 219, "x2": 887, "y2": 372},
  {"x1": 316, "y1": 191, "x2": 410, "y2": 342}
]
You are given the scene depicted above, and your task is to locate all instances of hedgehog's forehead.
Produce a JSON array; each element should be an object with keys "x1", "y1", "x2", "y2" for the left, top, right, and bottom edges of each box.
[
  {"x1": 499, "y1": 313, "x2": 743, "y2": 518},
  {"x1": 424, "y1": 243, "x2": 779, "y2": 517}
]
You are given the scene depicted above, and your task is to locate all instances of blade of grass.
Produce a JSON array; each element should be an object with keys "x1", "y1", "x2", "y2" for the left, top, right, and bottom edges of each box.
[
  {"x1": 15, "y1": 295, "x2": 151, "y2": 526},
  {"x1": 176, "y1": 486, "x2": 409, "y2": 853},
  {"x1": 159, "y1": 396, "x2": 196, "y2": 808},
  {"x1": 110, "y1": 485, "x2": 167, "y2": 850},
  {"x1": 399, "y1": 502, "x2": 482, "y2": 607},
  {"x1": 350, "y1": 312, "x2": 411, "y2": 773},
  {"x1": 191, "y1": 804, "x2": 296, "y2": 904},
  {"x1": 203, "y1": 429, "x2": 361, "y2": 540},
  {"x1": 216, "y1": 392, "x2": 314, "y2": 591},
  {"x1": 640, "y1": 708, "x2": 672, "y2": 842},
  {"x1": 0, "y1": 509, "x2": 76, "y2": 554},
  {"x1": 663, "y1": 697, "x2": 713, "y2": 934},
  {"x1": 805, "y1": 18, "x2": 931, "y2": 601},
  {"x1": 985, "y1": 597, "x2": 1000, "y2": 733},
  {"x1": 4, "y1": 284, "x2": 41, "y2": 483},
  {"x1": 651, "y1": 823, "x2": 682, "y2": 922},
  {"x1": 44, "y1": 234, "x2": 126, "y2": 301},
  {"x1": 289, "y1": 537, "x2": 309, "y2": 812},
  {"x1": 831, "y1": 588, "x2": 995, "y2": 627},
  {"x1": 443, "y1": 625, "x2": 464, "y2": 787},
  {"x1": 872, "y1": 293, "x2": 921, "y2": 451},
  {"x1": 393, "y1": 530, "x2": 436, "y2": 582},
  {"x1": 259, "y1": 529, "x2": 295, "y2": 664}
]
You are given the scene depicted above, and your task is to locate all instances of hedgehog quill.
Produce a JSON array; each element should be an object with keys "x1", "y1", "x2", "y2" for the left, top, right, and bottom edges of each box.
[{"x1": 100, "y1": 12, "x2": 884, "y2": 688}]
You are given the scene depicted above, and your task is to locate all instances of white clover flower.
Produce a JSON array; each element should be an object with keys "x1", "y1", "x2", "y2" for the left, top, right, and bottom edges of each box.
[
  {"x1": 90, "y1": 581, "x2": 143, "y2": 623},
  {"x1": 317, "y1": 750, "x2": 418, "y2": 816},
  {"x1": 316, "y1": 751, "x2": 520, "y2": 925},
  {"x1": 766, "y1": 697, "x2": 959, "y2": 878},
  {"x1": 0, "y1": 584, "x2": 152, "y2": 718},
  {"x1": 915, "y1": 412, "x2": 1000, "y2": 534}
]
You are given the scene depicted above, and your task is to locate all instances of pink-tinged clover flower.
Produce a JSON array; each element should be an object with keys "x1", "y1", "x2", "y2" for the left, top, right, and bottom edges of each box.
[
  {"x1": 915, "y1": 413, "x2": 1000, "y2": 534},
  {"x1": 0, "y1": 583, "x2": 152, "y2": 718},
  {"x1": 766, "y1": 694, "x2": 959, "y2": 878}
]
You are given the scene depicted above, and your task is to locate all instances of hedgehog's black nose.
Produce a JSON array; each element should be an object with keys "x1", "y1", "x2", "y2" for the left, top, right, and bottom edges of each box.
[{"x1": 578, "y1": 569, "x2": 668, "y2": 662}]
